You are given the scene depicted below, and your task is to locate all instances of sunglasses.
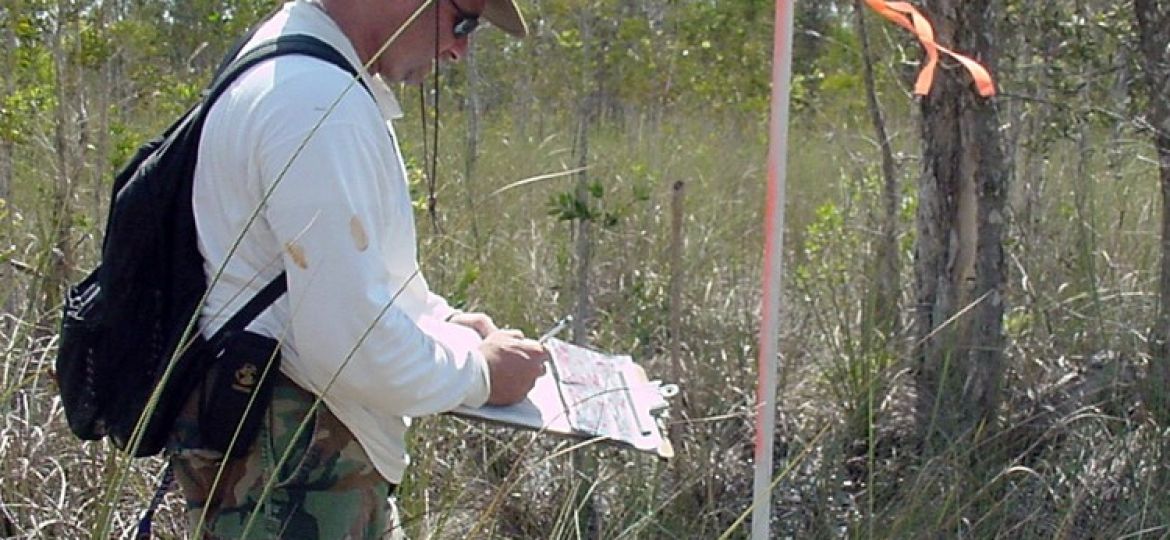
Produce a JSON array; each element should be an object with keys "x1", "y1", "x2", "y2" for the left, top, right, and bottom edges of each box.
[{"x1": 449, "y1": 0, "x2": 480, "y2": 39}]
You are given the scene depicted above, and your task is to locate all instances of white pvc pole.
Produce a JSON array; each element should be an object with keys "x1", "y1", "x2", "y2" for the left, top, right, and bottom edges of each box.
[{"x1": 751, "y1": 0, "x2": 794, "y2": 538}]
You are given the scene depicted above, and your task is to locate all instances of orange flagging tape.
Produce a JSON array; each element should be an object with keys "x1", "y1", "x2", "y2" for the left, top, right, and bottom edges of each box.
[{"x1": 864, "y1": 0, "x2": 996, "y2": 97}]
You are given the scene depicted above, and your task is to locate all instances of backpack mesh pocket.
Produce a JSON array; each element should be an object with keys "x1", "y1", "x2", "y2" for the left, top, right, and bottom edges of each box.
[{"x1": 56, "y1": 270, "x2": 106, "y2": 440}]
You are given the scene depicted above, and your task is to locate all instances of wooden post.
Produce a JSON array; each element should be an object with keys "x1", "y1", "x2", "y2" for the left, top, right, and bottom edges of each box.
[
  {"x1": 570, "y1": 13, "x2": 599, "y2": 532},
  {"x1": 668, "y1": 181, "x2": 685, "y2": 389}
]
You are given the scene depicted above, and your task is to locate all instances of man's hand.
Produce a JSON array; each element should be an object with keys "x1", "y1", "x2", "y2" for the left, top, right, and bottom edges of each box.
[
  {"x1": 478, "y1": 329, "x2": 548, "y2": 406},
  {"x1": 448, "y1": 312, "x2": 498, "y2": 338}
]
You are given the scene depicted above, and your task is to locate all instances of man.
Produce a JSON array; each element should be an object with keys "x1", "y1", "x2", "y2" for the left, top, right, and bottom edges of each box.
[{"x1": 168, "y1": 0, "x2": 547, "y2": 537}]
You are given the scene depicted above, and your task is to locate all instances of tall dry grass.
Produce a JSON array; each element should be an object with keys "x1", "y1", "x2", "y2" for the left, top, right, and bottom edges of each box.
[{"x1": 2, "y1": 79, "x2": 1169, "y2": 539}]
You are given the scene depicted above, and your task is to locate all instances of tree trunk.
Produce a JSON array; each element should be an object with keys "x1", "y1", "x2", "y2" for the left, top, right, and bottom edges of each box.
[
  {"x1": 47, "y1": 0, "x2": 77, "y2": 317},
  {"x1": 92, "y1": 0, "x2": 111, "y2": 220},
  {"x1": 0, "y1": 12, "x2": 12, "y2": 218},
  {"x1": 854, "y1": 0, "x2": 901, "y2": 345},
  {"x1": 463, "y1": 41, "x2": 483, "y2": 259},
  {"x1": 1134, "y1": 0, "x2": 1170, "y2": 422},
  {"x1": 913, "y1": 0, "x2": 1007, "y2": 448},
  {"x1": 0, "y1": 133, "x2": 12, "y2": 325},
  {"x1": 1071, "y1": 0, "x2": 1106, "y2": 349},
  {"x1": 0, "y1": 7, "x2": 16, "y2": 326},
  {"x1": 0, "y1": 140, "x2": 9, "y2": 222}
]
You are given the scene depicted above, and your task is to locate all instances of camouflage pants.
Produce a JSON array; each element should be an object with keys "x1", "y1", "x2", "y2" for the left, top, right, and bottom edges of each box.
[{"x1": 169, "y1": 373, "x2": 404, "y2": 539}]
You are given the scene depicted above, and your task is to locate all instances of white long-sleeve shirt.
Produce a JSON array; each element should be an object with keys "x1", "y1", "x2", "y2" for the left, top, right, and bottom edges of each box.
[{"x1": 192, "y1": 0, "x2": 490, "y2": 484}]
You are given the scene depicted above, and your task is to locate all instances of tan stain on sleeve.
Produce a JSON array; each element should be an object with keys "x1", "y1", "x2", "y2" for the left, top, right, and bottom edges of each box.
[
  {"x1": 286, "y1": 242, "x2": 309, "y2": 269},
  {"x1": 349, "y1": 216, "x2": 369, "y2": 252}
]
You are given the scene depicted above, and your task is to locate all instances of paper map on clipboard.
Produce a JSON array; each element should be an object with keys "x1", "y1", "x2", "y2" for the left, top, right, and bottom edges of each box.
[{"x1": 450, "y1": 337, "x2": 675, "y2": 458}]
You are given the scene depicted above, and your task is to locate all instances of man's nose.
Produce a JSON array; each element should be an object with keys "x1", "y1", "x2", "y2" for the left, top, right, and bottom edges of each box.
[{"x1": 445, "y1": 39, "x2": 469, "y2": 62}]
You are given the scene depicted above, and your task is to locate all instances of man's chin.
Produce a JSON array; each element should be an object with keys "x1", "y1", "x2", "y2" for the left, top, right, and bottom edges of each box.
[
  {"x1": 372, "y1": 65, "x2": 424, "y2": 85},
  {"x1": 402, "y1": 69, "x2": 429, "y2": 85}
]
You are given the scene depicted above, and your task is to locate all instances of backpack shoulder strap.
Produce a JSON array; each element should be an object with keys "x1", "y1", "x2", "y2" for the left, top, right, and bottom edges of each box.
[
  {"x1": 209, "y1": 273, "x2": 288, "y2": 345},
  {"x1": 203, "y1": 35, "x2": 369, "y2": 344},
  {"x1": 206, "y1": 34, "x2": 371, "y2": 109}
]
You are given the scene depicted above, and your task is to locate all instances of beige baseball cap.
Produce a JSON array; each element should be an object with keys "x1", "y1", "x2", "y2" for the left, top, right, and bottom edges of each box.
[{"x1": 482, "y1": 0, "x2": 527, "y2": 37}]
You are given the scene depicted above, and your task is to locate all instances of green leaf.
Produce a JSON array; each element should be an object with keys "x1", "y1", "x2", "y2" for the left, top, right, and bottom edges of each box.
[{"x1": 588, "y1": 180, "x2": 605, "y2": 199}]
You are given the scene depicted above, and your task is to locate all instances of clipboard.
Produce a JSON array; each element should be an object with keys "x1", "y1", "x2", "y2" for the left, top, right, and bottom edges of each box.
[{"x1": 450, "y1": 336, "x2": 676, "y2": 458}]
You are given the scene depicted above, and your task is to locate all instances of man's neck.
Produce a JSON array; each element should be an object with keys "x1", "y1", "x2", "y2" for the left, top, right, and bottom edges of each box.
[{"x1": 316, "y1": 0, "x2": 381, "y2": 68}]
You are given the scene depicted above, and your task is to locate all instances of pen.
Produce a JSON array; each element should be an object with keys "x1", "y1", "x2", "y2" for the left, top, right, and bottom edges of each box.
[
  {"x1": 538, "y1": 315, "x2": 572, "y2": 343},
  {"x1": 538, "y1": 316, "x2": 574, "y2": 428}
]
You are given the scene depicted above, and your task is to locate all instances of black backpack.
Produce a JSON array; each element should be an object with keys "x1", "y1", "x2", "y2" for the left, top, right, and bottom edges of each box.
[{"x1": 55, "y1": 34, "x2": 366, "y2": 457}]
